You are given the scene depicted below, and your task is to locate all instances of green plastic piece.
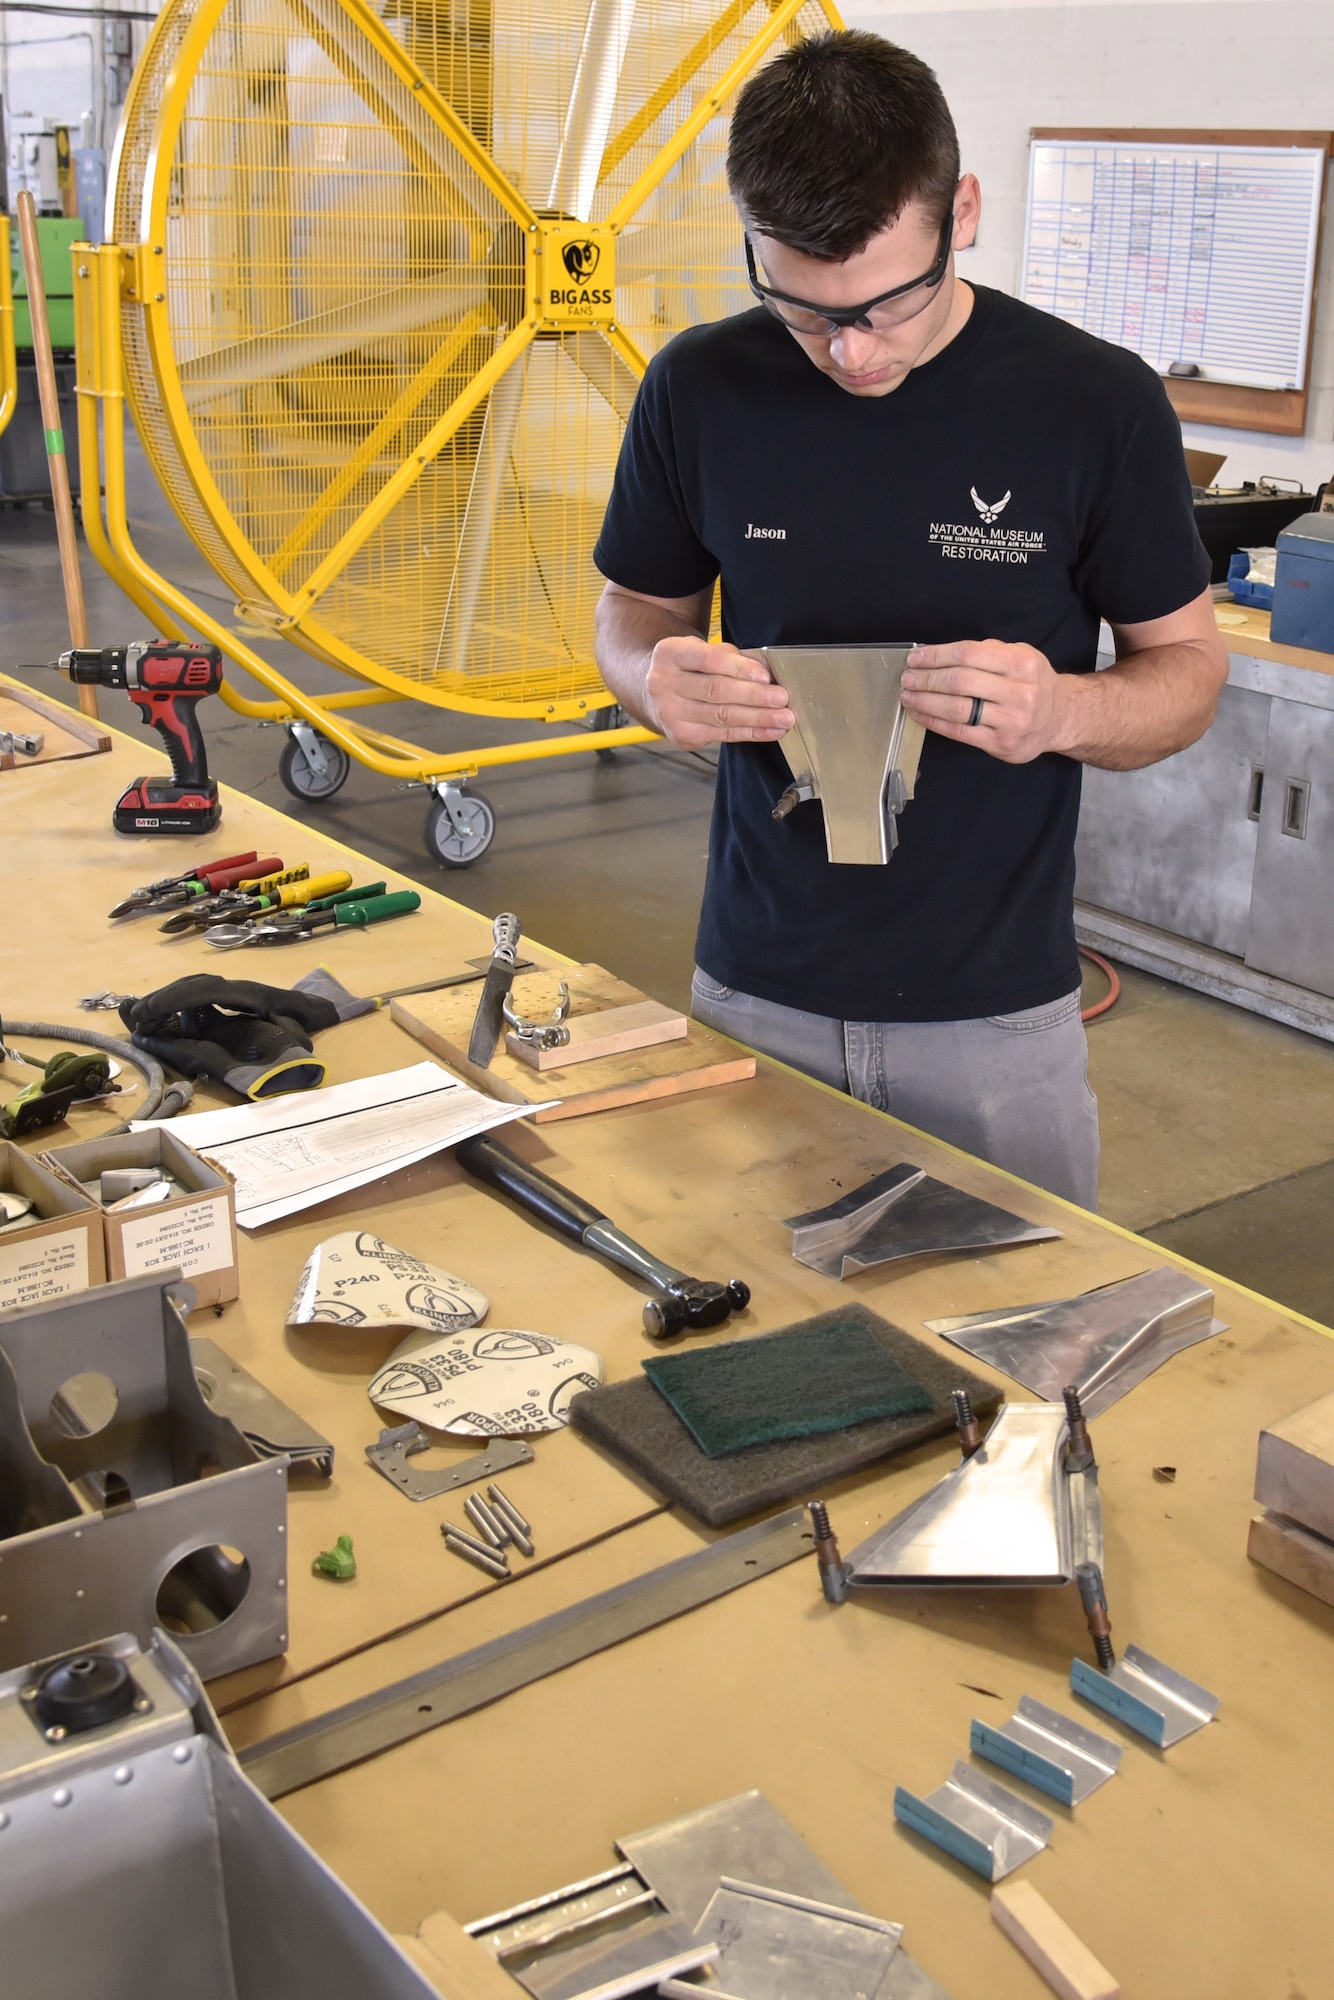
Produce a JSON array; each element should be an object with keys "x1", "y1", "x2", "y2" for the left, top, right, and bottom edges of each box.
[
  {"x1": 44, "y1": 426, "x2": 65, "y2": 456},
  {"x1": 312, "y1": 1534, "x2": 356, "y2": 1581}
]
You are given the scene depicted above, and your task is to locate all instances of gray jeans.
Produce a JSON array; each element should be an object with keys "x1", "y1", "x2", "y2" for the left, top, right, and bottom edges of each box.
[{"x1": 691, "y1": 970, "x2": 1100, "y2": 1210}]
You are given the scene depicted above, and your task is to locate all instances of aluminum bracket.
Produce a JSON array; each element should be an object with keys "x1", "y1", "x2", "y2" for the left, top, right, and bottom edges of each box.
[
  {"x1": 785, "y1": 1163, "x2": 1059, "y2": 1281},
  {"x1": 661, "y1": 1878, "x2": 903, "y2": 2000},
  {"x1": 844, "y1": 1403, "x2": 1102, "y2": 1588},
  {"x1": 969, "y1": 1695, "x2": 1121, "y2": 1806},
  {"x1": 190, "y1": 1336, "x2": 334, "y2": 1478},
  {"x1": 893, "y1": 1761, "x2": 1052, "y2": 1882},
  {"x1": 750, "y1": 645, "x2": 924, "y2": 866},
  {"x1": 0, "y1": 1273, "x2": 288, "y2": 1680},
  {"x1": 926, "y1": 1266, "x2": 1227, "y2": 1417},
  {"x1": 1071, "y1": 1643, "x2": 1219, "y2": 1747},
  {"x1": 364, "y1": 1421, "x2": 533, "y2": 1501}
]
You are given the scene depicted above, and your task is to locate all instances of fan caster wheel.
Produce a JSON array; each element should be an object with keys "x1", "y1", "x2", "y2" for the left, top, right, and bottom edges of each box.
[
  {"x1": 424, "y1": 789, "x2": 495, "y2": 868},
  {"x1": 589, "y1": 703, "x2": 624, "y2": 762},
  {"x1": 278, "y1": 728, "x2": 350, "y2": 801}
]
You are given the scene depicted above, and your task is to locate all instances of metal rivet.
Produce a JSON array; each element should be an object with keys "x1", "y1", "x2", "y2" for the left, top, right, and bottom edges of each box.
[
  {"x1": 153, "y1": 244, "x2": 163, "y2": 255},
  {"x1": 73, "y1": 1530, "x2": 81, "y2": 1540},
  {"x1": 45, "y1": 1726, "x2": 67, "y2": 1743},
  {"x1": 277, "y1": 1525, "x2": 285, "y2": 1534},
  {"x1": 172, "y1": 1744, "x2": 192, "y2": 1765},
  {"x1": 20, "y1": 1687, "x2": 36, "y2": 1702},
  {"x1": 277, "y1": 1577, "x2": 286, "y2": 1588},
  {"x1": 75, "y1": 1589, "x2": 85, "y2": 1599},
  {"x1": 52, "y1": 1788, "x2": 72, "y2": 1808},
  {"x1": 133, "y1": 1698, "x2": 152, "y2": 1713},
  {"x1": 0, "y1": 1810, "x2": 9, "y2": 1829},
  {"x1": 113, "y1": 1766, "x2": 133, "y2": 1785},
  {"x1": 153, "y1": 292, "x2": 164, "y2": 302}
]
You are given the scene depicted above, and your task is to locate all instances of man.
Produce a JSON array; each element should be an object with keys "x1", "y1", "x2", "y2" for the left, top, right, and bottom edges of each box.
[{"x1": 592, "y1": 31, "x2": 1225, "y2": 1210}]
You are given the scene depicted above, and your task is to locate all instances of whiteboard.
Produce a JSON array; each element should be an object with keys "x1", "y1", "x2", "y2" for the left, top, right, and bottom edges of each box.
[{"x1": 1020, "y1": 141, "x2": 1326, "y2": 392}]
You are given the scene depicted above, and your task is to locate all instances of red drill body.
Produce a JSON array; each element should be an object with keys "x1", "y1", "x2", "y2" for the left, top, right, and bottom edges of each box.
[{"x1": 59, "y1": 643, "x2": 224, "y2": 835}]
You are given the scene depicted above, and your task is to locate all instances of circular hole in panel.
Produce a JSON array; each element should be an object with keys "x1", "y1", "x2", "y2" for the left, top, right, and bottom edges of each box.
[
  {"x1": 50, "y1": 1372, "x2": 118, "y2": 1439},
  {"x1": 155, "y1": 1544, "x2": 251, "y2": 1635}
]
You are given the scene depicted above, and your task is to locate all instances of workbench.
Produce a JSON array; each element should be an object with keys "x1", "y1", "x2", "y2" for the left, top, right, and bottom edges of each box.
[
  {"x1": 1077, "y1": 602, "x2": 1334, "y2": 1039},
  {"x1": 5, "y1": 691, "x2": 1334, "y2": 2000}
]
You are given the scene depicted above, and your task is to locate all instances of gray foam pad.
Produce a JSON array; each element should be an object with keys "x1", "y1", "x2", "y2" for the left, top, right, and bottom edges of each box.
[{"x1": 568, "y1": 1304, "x2": 1003, "y2": 1526}]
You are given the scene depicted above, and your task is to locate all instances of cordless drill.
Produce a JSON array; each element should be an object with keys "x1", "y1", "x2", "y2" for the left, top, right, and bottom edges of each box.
[{"x1": 57, "y1": 642, "x2": 224, "y2": 835}]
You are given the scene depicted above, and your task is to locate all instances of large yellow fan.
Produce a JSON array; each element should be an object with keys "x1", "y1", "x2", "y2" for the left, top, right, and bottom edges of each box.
[{"x1": 80, "y1": 0, "x2": 839, "y2": 860}]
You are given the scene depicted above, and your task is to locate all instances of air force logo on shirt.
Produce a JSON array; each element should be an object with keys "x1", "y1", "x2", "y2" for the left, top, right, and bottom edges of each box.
[{"x1": 929, "y1": 485, "x2": 1045, "y2": 564}]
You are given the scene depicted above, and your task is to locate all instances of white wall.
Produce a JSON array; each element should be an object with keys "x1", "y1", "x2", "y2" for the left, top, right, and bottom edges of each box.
[{"x1": 846, "y1": 0, "x2": 1334, "y2": 493}]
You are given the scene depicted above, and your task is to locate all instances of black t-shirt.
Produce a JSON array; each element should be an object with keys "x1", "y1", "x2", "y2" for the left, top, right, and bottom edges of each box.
[{"x1": 593, "y1": 285, "x2": 1210, "y2": 1021}]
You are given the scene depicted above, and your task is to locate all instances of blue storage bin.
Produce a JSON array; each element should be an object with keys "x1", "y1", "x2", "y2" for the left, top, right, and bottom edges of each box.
[
  {"x1": 1272, "y1": 512, "x2": 1334, "y2": 652},
  {"x1": 1227, "y1": 551, "x2": 1274, "y2": 610}
]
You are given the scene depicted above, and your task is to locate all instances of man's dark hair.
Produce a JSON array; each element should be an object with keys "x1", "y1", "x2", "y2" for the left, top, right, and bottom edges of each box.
[{"x1": 727, "y1": 30, "x2": 959, "y2": 261}]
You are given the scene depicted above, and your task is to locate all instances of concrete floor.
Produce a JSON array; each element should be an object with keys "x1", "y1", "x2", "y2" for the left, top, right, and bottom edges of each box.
[{"x1": 4, "y1": 443, "x2": 1333, "y2": 1330}]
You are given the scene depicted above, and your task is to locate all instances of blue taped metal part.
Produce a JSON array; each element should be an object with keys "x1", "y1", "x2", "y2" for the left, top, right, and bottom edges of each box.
[
  {"x1": 893, "y1": 1787, "x2": 996, "y2": 1880},
  {"x1": 1071, "y1": 1643, "x2": 1219, "y2": 1749},
  {"x1": 969, "y1": 1696, "x2": 1122, "y2": 1808}
]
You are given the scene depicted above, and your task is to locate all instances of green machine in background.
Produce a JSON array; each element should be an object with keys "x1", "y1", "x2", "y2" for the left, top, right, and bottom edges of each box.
[
  {"x1": 0, "y1": 213, "x2": 83, "y2": 496},
  {"x1": 10, "y1": 214, "x2": 84, "y2": 351}
]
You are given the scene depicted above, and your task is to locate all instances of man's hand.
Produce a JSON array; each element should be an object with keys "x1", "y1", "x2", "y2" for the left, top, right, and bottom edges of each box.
[
  {"x1": 900, "y1": 595, "x2": 1228, "y2": 771},
  {"x1": 900, "y1": 639, "x2": 1067, "y2": 763},
  {"x1": 645, "y1": 635, "x2": 794, "y2": 749}
]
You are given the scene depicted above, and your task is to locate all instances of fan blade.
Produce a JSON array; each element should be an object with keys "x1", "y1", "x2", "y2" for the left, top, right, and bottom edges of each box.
[
  {"x1": 548, "y1": 0, "x2": 637, "y2": 215},
  {"x1": 432, "y1": 350, "x2": 528, "y2": 679},
  {"x1": 179, "y1": 278, "x2": 487, "y2": 409},
  {"x1": 616, "y1": 187, "x2": 737, "y2": 280},
  {"x1": 561, "y1": 331, "x2": 639, "y2": 422}
]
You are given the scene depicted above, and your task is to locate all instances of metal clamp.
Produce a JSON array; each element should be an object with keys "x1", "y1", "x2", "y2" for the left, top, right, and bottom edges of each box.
[
  {"x1": 0, "y1": 729, "x2": 43, "y2": 757},
  {"x1": 503, "y1": 982, "x2": 571, "y2": 1051}
]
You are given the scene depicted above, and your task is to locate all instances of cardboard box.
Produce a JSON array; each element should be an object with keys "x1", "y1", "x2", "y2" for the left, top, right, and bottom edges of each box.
[
  {"x1": 0, "y1": 1140, "x2": 105, "y2": 1313},
  {"x1": 43, "y1": 1129, "x2": 239, "y2": 1308}
]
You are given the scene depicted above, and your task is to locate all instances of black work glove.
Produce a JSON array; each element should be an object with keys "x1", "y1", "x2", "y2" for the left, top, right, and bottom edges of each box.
[{"x1": 119, "y1": 976, "x2": 340, "y2": 1100}]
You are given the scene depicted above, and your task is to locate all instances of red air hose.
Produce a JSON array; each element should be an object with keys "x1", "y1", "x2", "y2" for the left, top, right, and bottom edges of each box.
[{"x1": 1079, "y1": 947, "x2": 1121, "y2": 1022}]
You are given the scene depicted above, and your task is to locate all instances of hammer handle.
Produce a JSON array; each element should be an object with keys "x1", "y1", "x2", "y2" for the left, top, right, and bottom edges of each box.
[{"x1": 454, "y1": 1133, "x2": 606, "y2": 1245}]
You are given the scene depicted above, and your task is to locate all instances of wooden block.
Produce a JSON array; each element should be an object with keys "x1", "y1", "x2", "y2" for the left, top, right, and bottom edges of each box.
[
  {"x1": 991, "y1": 1880, "x2": 1119, "y2": 2000},
  {"x1": 1248, "y1": 1508, "x2": 1334, "y2": 1610},
  {"x1": 415, "y1": 1909, "x2": 524, "y2": 2000},
  {"x1": 0, "y1": 681, "x2": 111, "y2": 764},
  {"x1": 1255, "y1": 1389, "x2": 1334, "y2": 1542},
  {"x1": 391, "y1": 963, "x2": 754, "y2": 1122},
  {"x1": 506, "y1": 997, "x2": 688, "y2": 1070}
]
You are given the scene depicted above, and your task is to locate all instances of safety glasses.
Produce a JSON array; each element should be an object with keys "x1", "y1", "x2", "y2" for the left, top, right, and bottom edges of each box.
[{"x1": 744, "y1": 211, "x2": 954, "y2": 336}]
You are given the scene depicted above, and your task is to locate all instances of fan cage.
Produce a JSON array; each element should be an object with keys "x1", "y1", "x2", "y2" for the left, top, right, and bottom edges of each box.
[{"x1": 109, "y1": 0, "x2": 835, "y2": 711}]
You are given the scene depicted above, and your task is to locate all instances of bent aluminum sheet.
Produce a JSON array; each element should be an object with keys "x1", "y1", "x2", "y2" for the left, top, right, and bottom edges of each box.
[
  {"x1": 618, "y1": 1791, "x2": 952, "y2": 2000},
  {"x1": 785, "y1": 1164, "x2": 1059, "y2": 1281},
  {"x1": 970, "y1": 1695, "x2": 1121, "y2": 1806},
  {"x1": 925, "y1": 1266, "x2": 1226, "y2": 1417},
  {"x1": 663, "y1": 1879, "x2": 902, "y2": 2000},
  {"x1": 1071, "y1": 1643, "x2": 1219, "y2": 1748},
  {"x1": 845, "y1": 1403, "x2": 1102, "y2": 1586},
  {"x1": 750, "y1": 645, "x2": 924, "y2": 865},
  {"x1": 893, "y1": 1762, "x2": 1052, "y2": 1882}
]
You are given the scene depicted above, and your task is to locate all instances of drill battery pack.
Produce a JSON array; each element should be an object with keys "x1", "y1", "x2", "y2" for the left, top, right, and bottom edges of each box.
[{"x1": 114, "y1": 774, "x2": 222, "y2": 835}]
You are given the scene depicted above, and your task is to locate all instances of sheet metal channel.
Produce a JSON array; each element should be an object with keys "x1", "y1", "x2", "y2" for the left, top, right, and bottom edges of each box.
[{"x1": 241, "y1": 1508, "x2": 814, "y2": 1800}]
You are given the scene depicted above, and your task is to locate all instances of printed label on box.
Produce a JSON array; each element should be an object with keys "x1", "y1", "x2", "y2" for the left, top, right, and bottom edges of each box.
[
  {"x1": 118, "y1": 1193, "x2": 233, "y2": 1280},
  {"x1": 0, "y1": 1227, "x2": 91, "y2": 1312}
]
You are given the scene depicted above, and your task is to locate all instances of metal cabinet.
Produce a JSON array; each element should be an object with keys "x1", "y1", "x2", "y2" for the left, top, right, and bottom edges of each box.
[
  {"x1": 1245, "y1": 698, "x2": 1334, "y2": 993},
  {"x1": 1075, "y1": 651, "x2": 1334, "y2": 1021},
  {"x1": 1075, "y1": 681, "x2": 1268, "y2": 957}
]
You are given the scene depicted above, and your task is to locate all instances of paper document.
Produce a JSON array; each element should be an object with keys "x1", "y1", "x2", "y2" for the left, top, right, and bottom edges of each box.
[{"x1": 139, "y1": 1062, "x2": 541, "y2": 1228}]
